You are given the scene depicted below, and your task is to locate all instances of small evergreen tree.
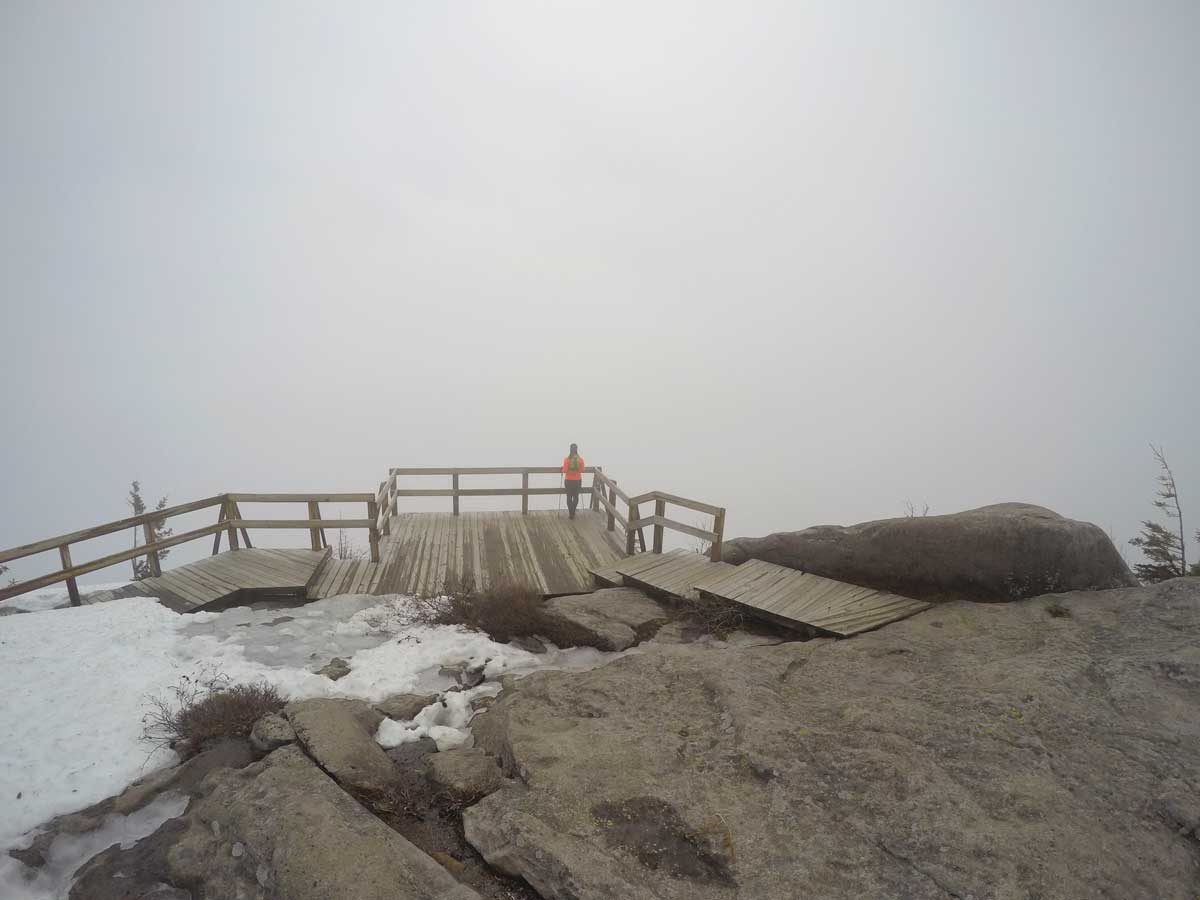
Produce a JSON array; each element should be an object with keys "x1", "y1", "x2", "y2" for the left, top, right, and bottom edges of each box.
[
  {"x1": 129, "y1": 481, "x2": 173, "y2": 580},
  {"x1": 1129, "y1": 446, "x2": 1187, "y2": 583}
]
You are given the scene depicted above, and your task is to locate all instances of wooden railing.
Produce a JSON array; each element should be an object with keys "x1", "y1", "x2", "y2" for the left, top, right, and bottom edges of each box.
[
  {"x1": 379, "y1": 467, "x2": 600, "y2": 521},
  {"x1": 0, "y1": 492, "x2": 381, "y2": 606},
  {"x1": 592, "y1": 471, "x2": 726, "y2": 562}
]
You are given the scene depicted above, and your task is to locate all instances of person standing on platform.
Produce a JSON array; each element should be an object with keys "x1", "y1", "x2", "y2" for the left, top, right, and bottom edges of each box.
[{"x1": 561, "y1": 443, "x2": 585, "y2": 519}]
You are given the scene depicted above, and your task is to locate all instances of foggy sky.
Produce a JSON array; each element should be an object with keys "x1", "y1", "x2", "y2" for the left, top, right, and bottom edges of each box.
[{"x1": 2, "y1": 1, "x2": 1198, "y2": 584}]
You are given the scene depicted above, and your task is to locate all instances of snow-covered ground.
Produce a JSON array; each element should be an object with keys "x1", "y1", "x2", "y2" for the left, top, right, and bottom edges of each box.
[
  {"x1": 0, "y1": 582, "x2": 131, "y2": 614},
  {"x1": 0, "y1": 592, "x2": 620, "y2": 880}
]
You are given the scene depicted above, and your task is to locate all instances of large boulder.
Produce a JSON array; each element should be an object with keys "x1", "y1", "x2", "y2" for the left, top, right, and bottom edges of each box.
[
  {"x1": 722, "y1": 502, "x2": 1136, "y2": 601},
  {"x1": 284, "y1": 698, "x2": 396, "y2": 795},
  {"x1": 463, "y1": 578, "x2": 1200, "y2": 900},
  {"x1": 540, "y1": 587, "x2": 671, "y2": 650},
  {"x1": 165, "y1": 745, "x2": 480, "y2": 900}
]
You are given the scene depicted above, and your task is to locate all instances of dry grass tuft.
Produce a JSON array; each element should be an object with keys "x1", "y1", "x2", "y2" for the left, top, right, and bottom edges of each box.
[{"x1": 142, "y1": 668, "x2": 285, "y2": 750}]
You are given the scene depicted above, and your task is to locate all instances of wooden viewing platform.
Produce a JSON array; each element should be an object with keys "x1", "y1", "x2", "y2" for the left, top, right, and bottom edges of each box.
[
  {"x1": 0, "y1": 465, "x2": 722, "y2": 611},
  {"x1": 0, "y1": 463, "x2": 932, "y2": 637}
]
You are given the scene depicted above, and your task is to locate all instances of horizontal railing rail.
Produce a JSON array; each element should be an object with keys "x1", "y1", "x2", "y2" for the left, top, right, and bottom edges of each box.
[
  {"x1": 384, "y1": 466, "x2": 599, "y2": 517},
  {"x1": 0, "y1": 491, "x2": 381, "y2": 606}
]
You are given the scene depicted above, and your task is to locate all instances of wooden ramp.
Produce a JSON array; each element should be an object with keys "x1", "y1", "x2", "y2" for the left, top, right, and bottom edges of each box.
[
  {"x1": 607, "y1": 548, "x2": 737, "y2": 598},
  {"x1": 108, "y1": 548, "x2": 331, "y2": 612},
  {"x1": 594, "y1": 550, "x2": 932, "y2": 637},
  {"x1": 695, "y1": 558, "x2": 932, "y2": 637},
  {"x1": 377, "y1": 510, "x2": 624, "y2": 596}
]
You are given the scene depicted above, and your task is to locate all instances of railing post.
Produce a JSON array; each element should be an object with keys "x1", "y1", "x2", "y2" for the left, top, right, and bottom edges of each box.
[
  {"x1": 389, "y1": 471, "x2": 398, "y2": 517},
  {"x1": 378, "y1": 481, "x2": 391, "y2": 536},
  {"x1": 653, "y1": 496, "x2": 666, "y2": 553},
  {"x1": 590, "y1": 468, "x2": 601, "y2": 511},
  {"x1": 212, "y1": 505, "x2": 225, "y2": 555},
  {"x1": 59, "y1": 544, "x2": 80, "y2": 606},
  {"x1": 521, "y1": 471, "x2": 529, "y2": 515},
  {"x1": 224, "y1": 497, "x2": 240, "y2": 550},
  {"x1": 710, "y1": 508, "x2": 726, "y2": 563},
  {"x1": 141, "y1": 522, "x2": 162, "y2": 577},
  {"x1": 367, "y1": 499, "x2": 381, "y2": 563},
  {"x1": 234, "y1": 501, "x2": 252, "y2": 548},
  {"x1": 606, "y1": 482, "x2": 616, "y2": 532},
  {"x1": 626, "y1": 502, "x2": 639, "y2": 555},
  {"x1": 307, "y1": 501, "x2": 322, "y2": 551},
  {"x1": 452, "y1": 473, "x2": 460, "y2": 517}
]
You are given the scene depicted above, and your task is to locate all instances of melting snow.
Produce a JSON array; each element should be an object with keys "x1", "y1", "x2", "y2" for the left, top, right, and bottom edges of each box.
[{"x1": 0, "y1": 591, "x2": 621, "y2": 865}]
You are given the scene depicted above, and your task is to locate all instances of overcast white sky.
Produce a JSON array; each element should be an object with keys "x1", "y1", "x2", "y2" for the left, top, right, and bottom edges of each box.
[{"x1": 2, "y1": 1, "x2": 1198, "y2": 583}]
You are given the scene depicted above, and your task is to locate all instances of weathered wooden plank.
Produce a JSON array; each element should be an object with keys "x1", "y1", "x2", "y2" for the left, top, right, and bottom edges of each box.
[
  {"x1": 634, "y1": 515, "x2": 718, "y2": 543},
  {"x1": 0, "y1": 523, "x2": 229, "y2": 603},
  {"x1": 0, "y1": 496, "x2": 227, "y2": 566},
  {"x1": 226, "y1": 493, "x2": 374, "y2": 503},
  {"x1": 231, "y1": 519, "x2": 373, "y2": 530},
  {"x1": 627, "y1": 491, "x2": 723, "y2": 518},
  {"x1": 390, "y1": 467, "x2": 597, "y2": 476}
]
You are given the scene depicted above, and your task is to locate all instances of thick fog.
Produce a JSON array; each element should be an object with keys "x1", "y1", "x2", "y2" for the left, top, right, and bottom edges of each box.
[{"x1": 2, "y1": 1, "x2": 1198, "y2": 584}]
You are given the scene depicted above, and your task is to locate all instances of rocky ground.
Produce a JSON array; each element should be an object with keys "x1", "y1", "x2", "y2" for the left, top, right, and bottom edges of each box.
[{"x1": 8, "y1": 563, "x2": 1199, "y2": 898}]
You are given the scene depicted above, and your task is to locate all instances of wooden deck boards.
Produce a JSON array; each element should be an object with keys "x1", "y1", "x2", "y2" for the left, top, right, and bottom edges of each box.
[
  {"x1": 695, "y1": 558, "x2": 932, "y2": 637},
  {"x1": 375, "y1": 510, "x2": 623, "y2": 596},
  {"x1": 120, "y1": 548, "x2": 330, "y2": 612},
  {"x1": 614, "y1": 549, "x2": 738, "y2": 600}
]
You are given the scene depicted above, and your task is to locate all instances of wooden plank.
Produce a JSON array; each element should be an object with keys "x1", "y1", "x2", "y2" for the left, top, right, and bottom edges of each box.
[
  {"x1": 226, "y1": 493, "x2": 374, "y2": 503},
  {"x1": 150, "y1": 572, "x2": 212, "y2": 607},
  {"x1": 0, "y1": 522, "x2": 229, "y2": 603},
  {"x1": 710, "y1": 508, "x2": 725, "y2": 562},
  {"x1": 308, "y1": 502, "x2": 322, "y2": 551},
  {"x1": 627, "y1": 490, "x2": 723, "y2": 517},
  {"x1": 230, "y1": 519, "x2": 373, "y2": 530},
  {"x1": 392, "y1": 488, "x2": 594, "y2": 498},
  {"x1": 142, "y1": 522, "x2": 162, "y2": 577},
  {"x1": 154, "y1": 568, "x2": 224, "y2": 606},
  {"x1": 652, "y1": 498, "x2": 666, "y2": 554},
  {"x1": 0, "y1": 495, "x2": 226, "y2": 566},
  {"x1": 634, "y1": 515, "x2": 718, "y2": 543},
  {"x1": 390, "y1": 467, "x2": 597, "y2": 476},
  {"x1": 59, "y1": 545, "x2": 80, "y2": 607}
]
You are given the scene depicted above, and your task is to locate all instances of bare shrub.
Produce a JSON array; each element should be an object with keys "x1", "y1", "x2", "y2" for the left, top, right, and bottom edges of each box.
[
  {"x1": 142, "y1": 668, "x2": 285, "y2": 750},
  {"x1": 335, "y1": 528, "x2": 367, "y2": 561},
  {"x1": 674, "y1": 593, "x2": 748, "y2": 638}
]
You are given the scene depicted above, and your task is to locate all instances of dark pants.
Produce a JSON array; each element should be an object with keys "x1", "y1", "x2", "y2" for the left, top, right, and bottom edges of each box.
[{"x1": 565, "y1": 479, "x2": 582, "y2": 516}]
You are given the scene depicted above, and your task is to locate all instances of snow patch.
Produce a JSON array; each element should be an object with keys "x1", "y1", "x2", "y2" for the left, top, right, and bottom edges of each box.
[
  {"x1": 0, "y1": 592, "x2": 625, "y2": 856},
  {"x1": 0, "y1": 791, "x2": 188, "y2": 900}
]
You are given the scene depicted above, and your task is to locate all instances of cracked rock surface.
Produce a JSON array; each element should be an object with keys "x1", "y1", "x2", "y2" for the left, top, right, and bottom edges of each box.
[{"x1": 464, "y1": 578, "x2": 1200, "y2": 900}]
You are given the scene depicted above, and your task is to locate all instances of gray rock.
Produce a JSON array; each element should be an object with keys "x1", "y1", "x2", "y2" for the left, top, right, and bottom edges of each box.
[
  {"x1": 162, "y1": 745, "x2": 481, "y2": 900},
  {"x1": 386, "y1": 736, "x2": 440, "y2": 767},
  {"x1": 509, "y1": 635, "x2": 547, "y2": 654},
  {"x1": 722, "y1": 502, "x2": 1137, "y2": 601},
  {"x1": 16, "y1": 739, "x2": 253, "y2": 870},
  {"x1": 429, "y1": 748, "x2": 503, "y2": 802},
  {"x1": 284, "y1": 698, "x2": 396, "y2": 795},
  {"x1": 540, "y1": 588, "x2": 671, "y2": 650},
  {"x1": 376, "y1": 692, "x2": 439, "y2": 721},
  {"x1": 250, "y1": 711, "x2": 296, "y2": 753},
  {"x1": 464, "y1": 579, "x2": 1200, "y2": 900},
  {"x1": 317, "y1": 656, "x2": 351, "y2": 680}
]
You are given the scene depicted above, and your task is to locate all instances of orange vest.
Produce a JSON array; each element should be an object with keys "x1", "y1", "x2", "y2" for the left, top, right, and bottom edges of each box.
[{"x1": 562, "y1": 454, "x2": 585, "y2": 481}]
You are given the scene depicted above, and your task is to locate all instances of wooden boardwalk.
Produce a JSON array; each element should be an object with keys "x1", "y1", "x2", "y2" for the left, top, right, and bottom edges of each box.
[
  {"x1": 374, "y1": 510, "x2": 623, "y2": 597},
  {"x1": 597, "y1": 548, "x2": 737, "y2": 598},
  {"x1": 593, "y1": 549, "x2": 932, "y2": 637},
  {"x1": 102, "y1": 548, "x2": 330, "y2": 612}
]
